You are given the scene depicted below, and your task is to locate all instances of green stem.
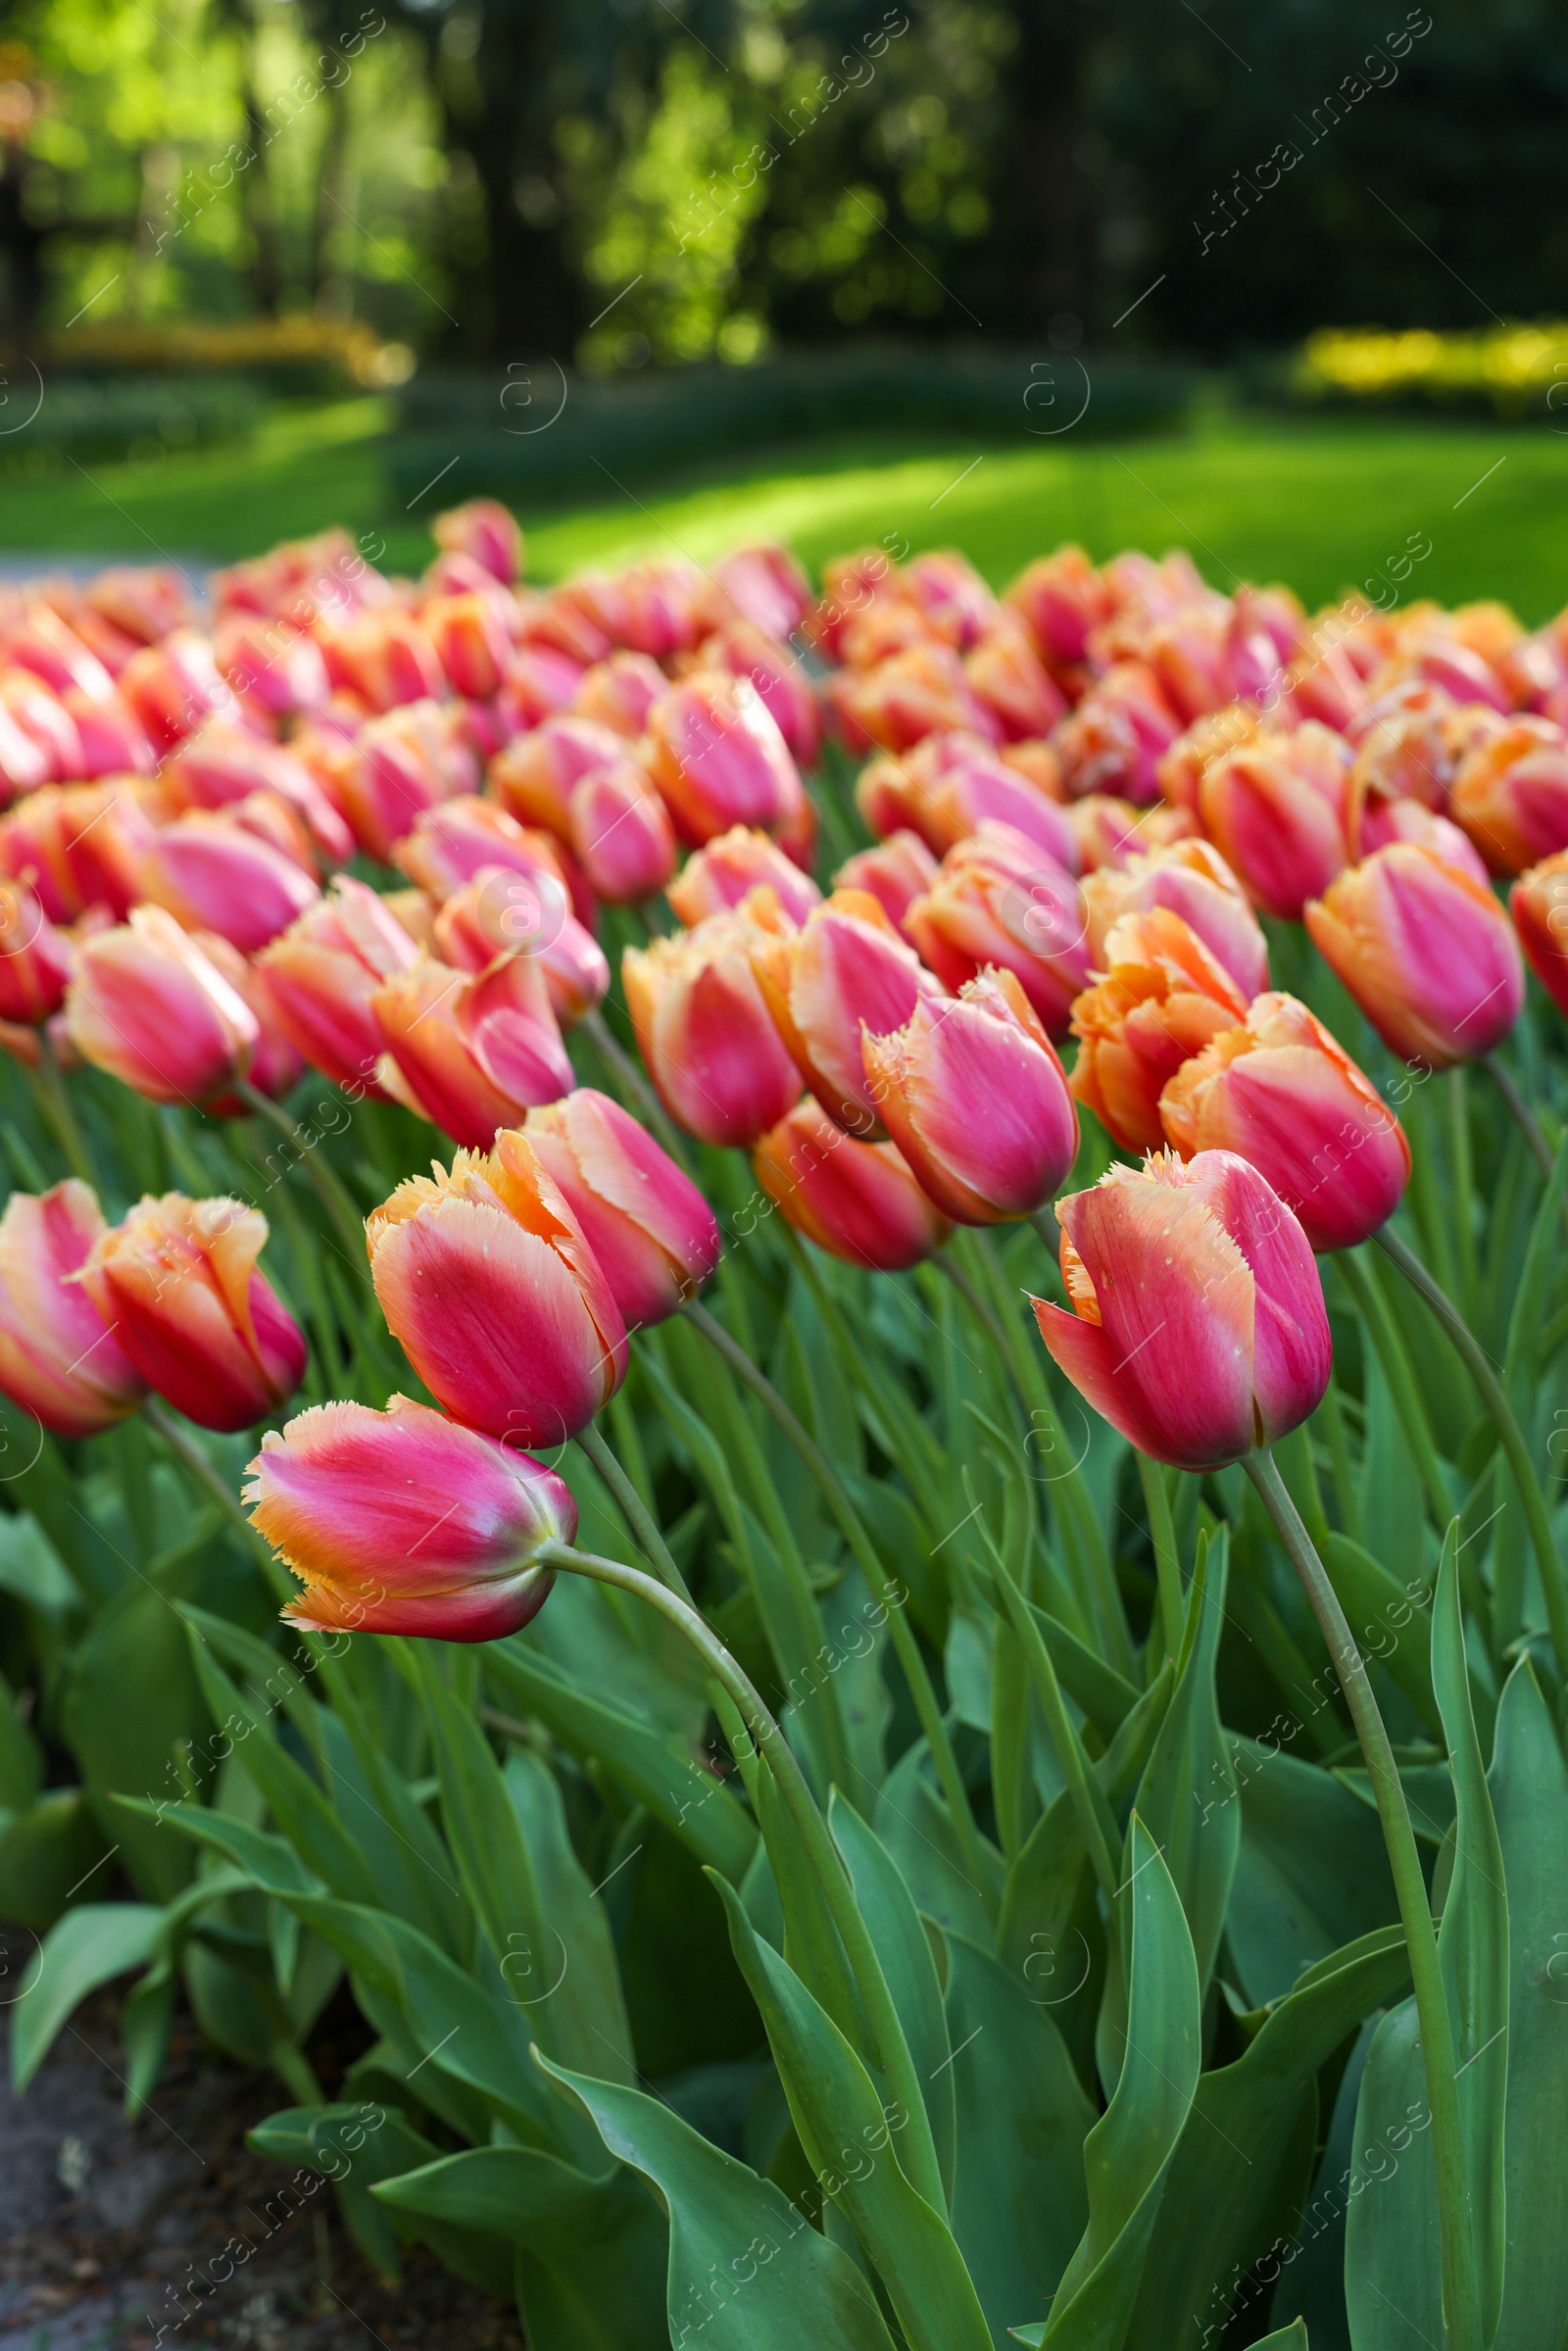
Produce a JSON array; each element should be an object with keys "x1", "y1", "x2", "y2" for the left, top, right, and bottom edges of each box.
[
  {"x1": 1244, "y1": 1449, "x2": 1482, "y2": 2351},
  {"x1": 682, "y1": 1295, "x2": 996, "y2": 1918},
  {"x1": 1137, "y1": 1453, "x2": 1184, "y2": 1662},
  {"x1": 1337, "y1": 1249, "x2": 1454, "y2": 1528},
  {"x1": 237, "y1": 1081, "x2": 370, "y2": 1282},
  {"x1": 143, "y1": 1397, "x2": 292, "y2": 1602},
  {"x1": 582, "y1": 1008, "x2": 692, "y2": 1169},
  {"x1": 574, "y1": 1417, "x2": 693, "y2": 1605},
  {"x1": 1485, "y1": 1053, "x2": 1568, "y2": 1245},
  {"x1": 1374, "y1": 1222, "x2": 1568, "y2": 1681},
  {"x1": 25, "y1": 1040, "x2": 94, "y2": 1185},
  {"x1": 1446, "y1": 1068, "x2": 1479, "y2": 1324},
  {"x1": 539, "y1": 1535, "x2": 949, "y2": 2218}
]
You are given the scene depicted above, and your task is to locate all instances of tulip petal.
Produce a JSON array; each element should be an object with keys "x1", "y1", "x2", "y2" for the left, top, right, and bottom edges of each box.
[{"x1": 1187, "y1": 1151, "x2": 1331, "y2": 1446}]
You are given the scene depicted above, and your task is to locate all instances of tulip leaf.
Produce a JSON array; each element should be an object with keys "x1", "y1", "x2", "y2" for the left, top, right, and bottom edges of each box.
[
  {"x1": 1344, "y1": 1996, "x2": 1444, "y2": 2351},
  {"x1": 713, "y1": 1873, "x2": 995, "y2": 2351},
  {"x1": 1431, "y1": 1521, "x2": 1508, "y2": 2340},
  {"x1": 116, "y1": 1790, "x2": 323, "y2": 1894},
  {"x1": 250, "y1": 2099, "x2": 444, "y2": 2279},
  {"x1": 1039, "y1": 1818, "x2": 1200, "y2": 2351},
  {"x1": 874, "y1": 1739, "x2": 999, "y2": 1947},
  {"x1": 1320, "y1": 1535, "x2": 1440, "y2": 1737},
  {"x1": 944, "y1": 1931, "x2": 1095, "y2": 2343},
  {"x1": 10, "y1": 1901, "x2": 162, "y2": 2093},
  {"x1": 1226, "y1": 1740, "x2": 1398, "y2": 2006},
  {"x1": 503, "y1": 1747, "x2": 636, "y2": 2081},
  {"x1": 1129, "y1": 1528, "x2": 1238, "y2": 1995},
  {"x1": 535, "y1": 2049, "x2": 895, "y2": 2351},
  {"x1": 63, "y1": 1580, "x2": 215, "y2": 1902}
]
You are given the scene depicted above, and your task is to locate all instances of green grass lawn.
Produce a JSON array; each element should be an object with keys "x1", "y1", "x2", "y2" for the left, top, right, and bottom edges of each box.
[{"x1": 2, "y1": 393, "x2": 1562, "y2": 620}]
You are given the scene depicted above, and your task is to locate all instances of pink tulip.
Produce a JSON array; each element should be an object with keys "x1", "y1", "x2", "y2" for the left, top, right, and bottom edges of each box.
[
  {"x1": 343, "y1": 701, "x2": 478, "y2": 863},
  {"x1": 259, "y1": 876, "x2": 419, "y2": 1095},
  {"x1": 568, "y1": 759, "x2": 677, "y2": 905},
  {"x1": 1080, "y1": 838, "x2": 1269, "y2": 999},
  {"x1": 489, "y1": 715, "x2": 627, "y2": 839},
  {"x1": 667, "y1": 825, "x2": 822, "y2": 928},
  {"x1": 832, "y1": 831, "x2": 939, "y2": 938},
  {"x1": 753, "y1": 1099, "x2": 951, "y2": 1271},
  {"x1": 525, "y1": 1087, "x2": 721, "y2": 1328},
  {"x1": 1199, "y1": 723, "x2": 1351, "y2": 920},
  {"x1": 371, "y1": 952, "x2": 573, "y2": 1147},
  {"x1": 751, "y1": 888, "x2": 946, "y2": 1132},
  {"x1": 644, "y1": 671, "x2": 804, "y2": 846},
  {"x1": 571, "y1": 652, "x2": 668, "y2": 739},
  {"x1": 695, "y1": 620, "x2": 822, "y2": 765},
  {"x1": 1004, "y1": 546, "x2": 1115, "y2": 670},
  {"x1": 1451, "y1": 719, "x2": 1568, "y2": 876},
  {"x1": 0, "y1": 878, "x2": 74, "y2": 1025},
  {"x1": 1052, "y1": 662, "x2": 1182, "y2": 807},
  {"x1": 711, "y1": 543, "x2": 812, "y2": 644},
  {"x1": 623, "y1": 904, "x2": 803, "y2": 1149},
  {"x1": 164, "y1": 721, "x2": 354, "y2": 865},
  {"x1": 964, "y1": 613, "x2": 1069, "y2": 741},
  {"x1": 66, "y1": 906, "x2": 259, "y2": 1104},
  {"x1": 0, "y1": 1182, "x2": 148, "y2": 1437},
  {"x1": 905, "y1": 821, "x2": 1092, "y2": 1038},
  {"x1": 1305, "y1": 843, "x2": 1526, "y2": 1067},
  {"x1": 432, "y1": 498, "x2": 523, "y2": 585},
  {"x1": 431, "y1": 865, "x2": 610, "y2": 1027},
  {"x1": 138, "y1": 809, "x2": 320, "y2": 954}
]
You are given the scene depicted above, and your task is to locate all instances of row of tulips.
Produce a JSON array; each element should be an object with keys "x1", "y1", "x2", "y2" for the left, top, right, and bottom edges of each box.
[{"x1": 2, "y1": 513, "x2": 1566, "y2": 2351}]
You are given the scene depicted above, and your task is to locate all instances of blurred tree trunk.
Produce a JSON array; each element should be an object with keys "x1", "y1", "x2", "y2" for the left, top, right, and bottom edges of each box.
[
  {"x1": 1005, "y1": 0, "x2": 1098, "y2": 331},
  {"x1": 308, "y1": 78, "x2": 351, "y2": 312},
  {"x1": 0, "y1": 145, "x2": 46, "y2": 361},
  {"x1": 240, "y1": 83, "x2": 285, "y2": 317}
]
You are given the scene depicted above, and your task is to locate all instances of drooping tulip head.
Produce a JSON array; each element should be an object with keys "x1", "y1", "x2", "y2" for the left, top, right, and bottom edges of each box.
[
  {"x1": 861, "y1": 969, "x2": 1079, "y2": 1224},
  {"x1": 248, "y1": 1396, "x2": 570, "y2": 1641},
  {"x1": 1068, "y1": 906, "x2": 1250, "y2": 1153},
  {"x1": 367, "y1": 1130, "x2": 626, "y2": 1445},
  {"x1": 750, "y1": 888, "x2": 947, "y2": 1132},
  {"x1": 753, "y1": 1099, "x2": 952, "y2": 1271},
  {"x1": 0, "y1": 1182, "x2": 148, "y2": 1437},
  {"x1": 66, "y1": 906, "x2": 259, "y2": 1105},
  {"x1": 79, "y1": 1194, "x2": 307, "y2": 1434},
  {"x1": 1033, "y1": 1150, "x2": 1331, "y2": 1470},
  {"x1": 666, "y1": 825, "x2": 822, "y2": 929},
  {"x1": 1305, "y1": 843, "x2": 1525, "y2": 1068},
  {"x1": 1159, "y1": 992, "x2": 1411, "y2": 1251},
  {"x1": 525, "y1": 1088, "x2": 720, "y2": 1328},
  {"x1": 623, "y1": 904, "x2": 804, "y2": 1149}
]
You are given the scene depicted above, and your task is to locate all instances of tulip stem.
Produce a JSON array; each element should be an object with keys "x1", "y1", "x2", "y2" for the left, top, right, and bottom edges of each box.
[
  {"x1": 574, "y1": 1417, "x2": 694, "y2": 1605},
  {"x1": 1136, "y1": 1453, "x2": 1185, "y2": 1661},
  {"x1": 1244, "y1": 1448, "x2": 1483, "y2": 2351},
  {"x1": 236, "y1": 1082, "x2": 369, "y2": 1281},
  {"x1": 1374, "y1": 1222, "x2": 1568, "y2": 1680},
  {"x1": 682, "y1": 1294, "x2": 997, "y2": 1918},
  {"x1": 581, "y1": 1009, "x2": 692, "y2": 1170},
  {"x1": 25, "y1": 1040, "x2": 94, "y2": 1187},
  {"x1": 1484, "y1": 1053, "x2": 1568, "y2": 1244},
  {"x1": 142, "y1": 1397, "x2": 293, "y2": 1602},
  {"x1": 539, "y1": 1534, "x2": 950, "y2": 2218}
]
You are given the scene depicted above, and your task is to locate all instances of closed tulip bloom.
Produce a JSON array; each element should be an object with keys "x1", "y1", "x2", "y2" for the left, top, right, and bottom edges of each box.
[
  {"x1": 194, "y1": 937, "x2": 304, "y2": 1106},
  {"x1": 644, "y1": 671, "x2": 804, "y2": 846},
  {"x1": 119, "y1": 629, "x2": 231, "y2": 750},
  {"x1": 1512, "y1": 851, "x2": 1568, "y2": 1018},
  {"x1": 137, "y1": 810, "x2": 320, "y2": 955},
  {"x1": 833, "y1": 831, "x2": 939, "y2": 938},
  {"x1": 711, "y1": 542, "x2": 812, "y2": 644},
  {"x1": 696, "y1": 619, "x2": 822, "y2": 766},
  {"x1": 260, "y1": 875, "x2": 418, "y2": 1094},
  {"x1": 372, "y1": 952, "x2": 573, "y2": 1148},
  {"x1": 1004, "y1": 546, "x2": 1115, "y2": 670},
  {"x1": 329, "y1": 611, "x2": 448, "y2": 712},
  {"x1": 862, "y1": 969, "x2": 1078, "y2": 1223},
  {"x1": 571, "y1": 652, "x2": 668, "y2": 739},
  {"x1": 1451, "y1": 719, "x2": 1568, "y2": 875},
  {"x1": 1053, "y1": 663, "x2": 1181, "y2": 807},
  {"x1": 568, "y1": 759, "x2": 677, "y2": 905},
  {"x1": 431, "y1": 865, "x2": 609, "y2": 1026},
  {"x1": 1080, "y1": 838, "x2": 1269, "y2": 999},
  {"x1": 79, "y1": 1195, "x2": 307, "y2": 1434},
  {"x1": 342, "y1": 702, "x2": 477, "y2": 862},
  {"x1": 1033, "y1": 1150, "x2": 1331, "y2": 1470},
  {"x1": 964, "y1": 614, "x2": 1069, "y2": 741},
  {"x1": 0, "y1": 880, "x2": 73, "y2": 1024},
  {"x1": 432, "y1": 498, "x2": 523, "y2": 584},
  {"x1": 921, "y1": 734, "x2": 1080, "y2": 869},
  {"x1": 827, "y1": 642, "x2": 1000, "y2": 757},
  {"x1": 489, "y1": 715, "x2": 627, "y2": 839},
  {"x1": 1199, "y1": 723, "x2": 1351, "y2": 920},
  {"x1": 1157, "y1": 704, "x2": 1261, "y2": 817},
  {"x1": 751, "y1": 888, "x2": 946, "y2": 1131},
  {"x1": 667, "y1": 825, "x2": 822, "y2": 928},
  {"x1": 525, "y1": 1087, "x2": 720, "y2": 1327},
  {"x1": 248, "y1": 1396, "x2": 569, "y2": 1641},
  {"x1": 906, "y1": 822, "x2": 1092, "y2": 1038},
  {"x1": 67, "y1": 906, "x2": 259, "y2": 1104},
  {"x1": 0, "y1": 1182, "x2": 148, "y2": 1437},
  {"x1": 1349, "y1": 789, "x2": 1491, "y2": 884},
  {"x1": 215, "y1": 616, "x2": 332, "y2": 721},
  {"x1": 164, "y1": 721, "x2": 354, "y2": 865},
  {"x1": 0, "y1": 781, "x2": 153, "y2": 924},
  {"x1": 1306, "y1": 843, "x2": 1525, "y2": 1066},
  {"x1": 623, "y1": 905, "x2": 803, "y2": 1149},
  {"x1": 392, "y1": 795, "x2": 567, "y2": 906},
  {"x1": 1160, "y1": 993, "x2": 1410, "y2": 1251},
  {"x1": 420, "y1": 594, "x2": 511, "y2": 702},
  {"x1": 1069, "y1": 906, "x2": 1250, "y2": 1152},
  {"x1": 906, "y1": 551, "x2": 1000, "y2": 650},
  {"x1": 754, "y1": 1099, "x2": 952, "y2": 1270},
  {"x1": 368, "y1": 1130, "x2": 625, "y2": 1445}
]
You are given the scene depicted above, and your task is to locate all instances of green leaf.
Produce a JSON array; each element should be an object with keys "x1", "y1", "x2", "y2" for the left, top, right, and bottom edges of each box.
[
  {"x1": 874, "y1": 1739, "x2": 1002, "y2": 1947},
  {"x1": 1041, "y1": 1819, "x2": 1200, "y2": 2351},
  {"x1": 1431, "y1": 1523, "x2": 1508, "y2": 2340},
  {"x1": 1226, "y1": 1741, "x2": 1397, "y2": 2006},
  {"x1": 1344, "y1": 1998, "x2": 1443, "y2": 2351},
  {"x1": 1249, "y1": 2327, "x2": 1309, "y2": 2350},
  {"x1": 11, "y1": 1901, "x2": 161, "y2": 2091},
  {"x1": 944, "y1": 1932, "x2": 1094, "y2": 2344},
  {"x1": 1321, "y1": 1535, "x2": 1440, "y2": 1737},
  {"x1": 63, "y1": 1582, "x2": 214, "y2": 1901},
  {"x1": 250, "y1": 2099, "x2": 442, "y2": 2280},
  {"x1": 1131, "y1": 1529, "x2": 1238, "y2": 1994},
  {"x1": 0, "y1": 1787, "x2": 122, "y2": 1931},
  {"x1": 714, "y1": 1874, "x2": 994, "y2": 2351},
  {"x1": 0, "y1": 1511, "x2": 79, "y2": 1619},
  {"x1": 0, "y1": 1665, "x2": 43, "y2": 1809},
  {"x1": 116, "y1": 1793, "x2": 322, "y2": 1894},
  {"x1": 536, "y1": 2050, "x2": 894, "y2": 2351},
  {"x1": 503, "y1": 1748, "x2": 636, "y2": 2083}
]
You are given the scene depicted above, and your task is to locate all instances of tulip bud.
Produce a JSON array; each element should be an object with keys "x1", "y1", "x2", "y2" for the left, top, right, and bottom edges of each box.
[
  {"x1": 393, "y1": 795, "x2": 567, "y2": 905},
  {"x1": 119, "y1": 629, "x2": 232, "y2": 750},
  {"x1": 137, "y1": 809, "x2": 320, "y2": 955},
  {"x1": 1159, "y1": 992, "x2": 1410, "y2": 1251},
  {"x1": 432, "y1": 865, "x2": 609, "y2": 1027},
  {"x1": 1, "y1": 668, "x2": 82, "y2": 782},
  {"x1": 753, "y1": 1099, "x2": 951, "y2": 1269},
  {"x1": 827, "y1": 642, "x2": 1001, "y2": 757},
  {"x1": 79, "y1": 1195, "x2": 307, "y2": 1434},
  {"x1": 1513, "y1": 851, "x2": 1568, "y2": 1018},
  {"x1": 964, "y1": 613, "x2": 1069, "y2": 741},
  {"x1": 1004, "y1": 546, "x2": 1115, "y2": 670},
  {"x1": 525, "y1": 1087, "x2": 720, "y2": 1328},
  {"x1": 86, "y1": 563, "x2": 193, "y2": 646},
  {"x1": 668, "y1": 825, "x2": 822, "y2": 928},
  {"x1": 568, "y1": 759, "x2": 677, "y2": 906},
  {"x1": 571, "y1": 652, "x2": 668, "y2": 739},
  {"x1": 0, "y1": 780, "x2": 155, "y2": 923},
  {"x1": 0, "y1": 1182, "x2": 148, "y2": 1437},
  {"x1": 421, "y1": 593, "x2": 513, "y2": 702},
  {"x1": 906, "y1": 821, "x2": 1092, "y2": 1038},
  {"x1": 1033, "y1": 1150, "x2": 1331, "y2": 1470},
  {"x1": 906, "y1": 551, "x2": 1000, "y2": 650},
  {"x1": 833, "y1": 831, "x2": 938, "y2": 938},
  {"x1": 67, "y1": 906, "x2": 259, "y2": 1104},
  {"x1": 861, "y1": 969, "x2": 1078, "y2": 1224},
  {"x1": 489, "y1": 715, "x2": 627, "y2": 839},
  {"x1": 695, "y1": 620, "x2": 822, "y2": 766},
  {"x1": 644, "y1": 672, "x2": 804, "y2": 846},
  {"x1": 260, "y1": 875, "x2": 419, "y2": 1095},
  {"x1": 1080, "y1": 838, "x2": 1269, "y2": 999},
  {"x1": 916, "y1": 733, "x2": 1080, "y2": 868},
  {"x1": 711, "y1": 543, "x2": 812, "y2": 644},
  {"x1": 1305, "y1": 843, "x2": 1525, "y2": 1067},
  {"x1": 1053, "y1": 662, "x2": 1181, "y2": 807},
  {"x1": 248, "y1": 1396, "x2": 569, "y2": 1641},
  {"x1": 751, "y1": 888, "x2": 947, "y2": 1132},
  {"x1": 432, "y1": 498, "x2": 523, "y2": 584},
  {"x1": 0, "y1": 879, "x2": 73, "y2": 1024},
  {"x1": 164, "y1": 720, "x2": 354, "y2": 865},
  {"x1": 341, "y1": 701, "x2": 477, "y2": 862},
  {"x1": 372, "y1": 952, "x2": 573, "y2": 1148},
  {"x1": 1451, "y1": 719, "x2": 1568, "y2": 876},
  {"x1": 368, "y1": 1130, "x2": 625, "y2": 1445},
  {"x1": 1350, "y1": 790, "x2": 1490, "y2": 884},
  {"x1": 624, "y1": 905, "x2": 803, "y2": 1149},
  {"x1": 1069, "y1": 906, "x2": 1250, "y2": 1152},
  {"x1": 1199, "y1": 723, "x2": 1351, "y2": 920},
  {"x1": 215, "y1": 616, "x2": 332, "y2": 721}
]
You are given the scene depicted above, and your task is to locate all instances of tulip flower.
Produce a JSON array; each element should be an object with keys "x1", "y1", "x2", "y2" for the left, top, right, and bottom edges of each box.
[
  {"x1": 827, "y1": 643, "x2": 1000, "y2": 756},
  {"x1": 753, "y1": 1099, "x2": 952, "y2": 1270},
  {"x1": 1033, "y1": 1150, "x2": 1331, "y2": 1471},
  {"x1": 66, "y1": 906, "x2": 259, "y2": 1105},
  {"x1": 904, "y1": 551, "x2": 1000, "y2": 649},
  {"x1": 1157, "y1": 704, "x2": 1261, "y2": 817},
  {"x1": 833, "y1": 831, "x2": 939, "y2": 938},
  {"x1": 1069, "y1": 906, "x2": 1250, "y2": 1152},
  {"x1": 1004, "y1": 546, "x2": 1115, "y2": 671},
  {"x1": 623, "y1": 905, "x2": 803, "y2": 1149},
  {"x1": 85, "y1": 563, "x2": 193, "y2": 646},
  {"x1": 1345, "y1": 689, "x2": 1461, "y2": 812},
  {"x1": 367, "y1": 1130, "x2": 625, "y2": 1445},
  {"x1": 1080, "y1": 838, "x2": 1269, "y2": 999},
  {"x1": 0, "y1": 781, "x2": 154, "y2": 923},
  {"x1": 965, "y1": 613, "x2": 1068, "y2": 741},
  {"x1": 567, "y1": 759, "x2": 677, "y2": 905},
  {"x1": 431, "y1": 866, "x2": 610, "y2": 1026},
  {"x1": 921, "y1": 734, "x2": 1080, "y2": 869},
  {"x1": 137, "y1": 809, "x2": 320, "y2": 955},
  {"x1": 371, "y1": 952, "x2": 574, "y2": 1148},
  {"x1": 667, "y1": 825, "x2": 822, "y2": 928},
  {"x1": 489, "y1": 715, "x2": 628, "y2": 839},
  {"x1": 1159, "y1": 993, "x2": 1410, "y2": 1252},
  {"x1": 1349, "y1": 790, "x2": 1491, "y2": 884},
  {"x1": 861, "y1": 969, "x2": 1079, "y2": 1224},
  {"x1": 905, "y1": 821, "x2": 1092, "y2": 1038},
  {"x1": 1451, "y1": 719, "x2": 1568, "y2": 875},
  {"x1": 392, "y1": 796, "x2": 568, "y2": 906},
  {"x1": 498, "y1": 644, "x2": 589, "y2": 734},
  {"x1": 259, "y1": 875, "x2": 419, "y2": 1095},
  {"x1": 433, "y1": 498, "x2": 523, "y2": 584},
  {"x1": 571, "y1": 651, "x2": 668, "y2": 739},
  {"x1": 0, "y1": 1182, "x2": 148, "y2": 1437},
  {"x1": 1053, "y1": 663, "x2": 1181, "y2": 807},
  {"x1": 340, "y1": 702, "x2": 479, "y2": 864},
  {"x1": 215, "y1": 616, "x2": 332, "y2": 721},
  {"x1": 9, "y1": 605, "x2": 117, "y2": 706},
  {"x1": 420, "y1": 594, "x2": 512, "y2": 702},
  {"x1": 0, "y1": 879, "x2": 73, "y2": 1025},
  {"x1": 163, "y1": 721, "x2": 354, "y2": 865},
  {"x1": 1199, "y1": 723, "x2": 1351, "y2": 921},
  {"x1": 711, "y1": 543, "x2": 812, "y2": 644},
  {"x1": 2, "y1": 668, "x2": 82, "y2": 781},
  {"x1": 644, "y1": 672, "x2": 805, "y2": 846},
  {"x1": 751, "y1": 888, "x2": 946, "y2": 1132},
  {"x1": 1305, "y1": 843, "x2": 1526, "y2": 1067},
  {"x1": 1512, "y1": 850, "x2": 1568, "y2": 1019},
  {"x1": 79, "y1": 1194, "x2": 307, "y2": 1434},
  {"x1": 118, "y1": 629, "x2": 232, "y2": 750},
  {"x1": 247, "y1": 1396, "x2": 570, "y2": 1641},
  {"x1": 695, "y1": 620, "x2": 822, "y2": 766},
  {"x1": 525, "y1": 1088, "x2": 721, "y2": 1328},
  {"x1": 326, "y1": 611, "x2": 448, "y2": 712}
]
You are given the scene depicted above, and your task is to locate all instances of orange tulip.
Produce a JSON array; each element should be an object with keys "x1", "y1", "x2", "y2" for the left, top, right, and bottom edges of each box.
[
  {"x1": 753, "y1": 1099, "x2": 951, "y2": 1270},
  {"x1": 367, "y1": 1130, "x2": 625, "y2": 1445},
  {"x1": 751, "y1": 887, "x2": 946, "y2": 1131},
  {"x1": 1451, "y1": 719, "x2": 1568, "y2": 876},
  {"x1": 1305, "y1": 843, "x2": 1525, "y2": 1067},
  {"x1": 1068, "y1": 906, "x2": 1250, "y2": 1152},
  {"x1": 0, "y1": 1181, "x2": 148, "y2": 1437},
  {"x1": 623, "y1": 904, "x2": 804, "y2": 1150}
]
